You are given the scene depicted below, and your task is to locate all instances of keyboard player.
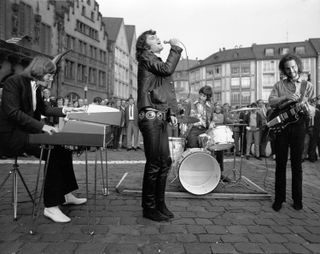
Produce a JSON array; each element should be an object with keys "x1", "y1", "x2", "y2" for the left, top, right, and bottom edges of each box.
[{"x1": 0, "y1": 56, "x2": 86, "y2": 223}]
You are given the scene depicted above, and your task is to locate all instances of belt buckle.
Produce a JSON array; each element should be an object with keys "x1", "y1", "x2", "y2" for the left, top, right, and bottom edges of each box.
[{"x1": 145, "y1": 111, "x2": 156, "y2": 120}]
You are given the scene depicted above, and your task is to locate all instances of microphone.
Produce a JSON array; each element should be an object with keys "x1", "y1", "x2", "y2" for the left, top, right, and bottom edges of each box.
[{"x1": 163, "y1": 40, "x2": 170, "y2": 44}]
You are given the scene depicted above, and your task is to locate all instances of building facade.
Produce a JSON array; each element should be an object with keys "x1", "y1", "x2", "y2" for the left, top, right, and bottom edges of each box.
[
  {"x1": 189, "y1": 39, "x2": 320, "y2": 106},
  {"x1": 103, "y1": 17, "x2": 133, "y2": 100}
]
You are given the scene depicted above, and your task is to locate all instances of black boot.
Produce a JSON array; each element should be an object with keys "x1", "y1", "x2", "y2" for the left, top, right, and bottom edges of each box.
[
  {"x1": 155, "y1": 168, "x2": 174, "y2": 219},
  {"x1": 143, "y1": 208, "x2": 169, "y2": 222}
]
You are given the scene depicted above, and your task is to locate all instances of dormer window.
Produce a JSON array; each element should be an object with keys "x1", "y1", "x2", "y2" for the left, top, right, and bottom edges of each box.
[
  {"x1": 280, "y1": 47, "x2": 290, "y2": 55},
  {"x1": 295, "y1": 46, "x2": 305, "y2": 55},
  {"x1": 265, "y1": 48, "x2": 274, "y2": 57}
]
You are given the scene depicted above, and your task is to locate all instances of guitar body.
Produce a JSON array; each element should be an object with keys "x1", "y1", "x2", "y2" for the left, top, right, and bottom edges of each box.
[
  {"x1": 267, "y1": 101, "x2": 308, "y2": 134},
  {"x1": 267, "y1": 103, "x2": 301, "y2": 134}
]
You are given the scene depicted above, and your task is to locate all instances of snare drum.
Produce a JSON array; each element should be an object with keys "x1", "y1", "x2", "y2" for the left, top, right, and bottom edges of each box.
[
  {"x1": 206, "y1": 125, "x2": 234, "y2": 151},
  {"x1": 178, "y1": 148, "x2": 221, "y2": 195}
]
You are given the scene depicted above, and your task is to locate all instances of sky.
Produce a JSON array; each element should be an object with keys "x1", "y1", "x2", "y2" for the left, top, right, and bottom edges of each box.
[{"x1": 98, "y1": 0, "x2": 320, "y2": 60}]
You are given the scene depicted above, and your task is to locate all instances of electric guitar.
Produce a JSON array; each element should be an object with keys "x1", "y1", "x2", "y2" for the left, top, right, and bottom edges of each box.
[{"x1": 267, "y1": 95, "x2": 320, "y2": 134}]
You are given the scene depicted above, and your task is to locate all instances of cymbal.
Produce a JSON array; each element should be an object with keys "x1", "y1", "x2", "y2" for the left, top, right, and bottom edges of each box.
[
  {"x1": 230, "y1": 107, "x2": 259, "y2": 112},
  {"x1": 225, "y1": 123, "x2": 247, "y2": 126},
  {"x1": 177, "y1": 116, "x2": 199, "y2": 124}
]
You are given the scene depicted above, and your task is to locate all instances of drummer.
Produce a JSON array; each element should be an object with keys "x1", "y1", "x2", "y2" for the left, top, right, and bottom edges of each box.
[{"x1": 186, "y1": 86, "x2": 230, "y2": 182}]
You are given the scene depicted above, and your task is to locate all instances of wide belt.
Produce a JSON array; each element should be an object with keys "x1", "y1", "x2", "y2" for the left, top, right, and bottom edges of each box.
[{"x1": 138, "y1": 110, "x2": 166, "y2": 121}]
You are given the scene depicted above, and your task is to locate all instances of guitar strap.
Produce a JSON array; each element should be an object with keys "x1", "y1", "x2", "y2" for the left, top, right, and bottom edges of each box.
[{"x1": 299, "y1": 80, "x2": 307, "y2": 102}]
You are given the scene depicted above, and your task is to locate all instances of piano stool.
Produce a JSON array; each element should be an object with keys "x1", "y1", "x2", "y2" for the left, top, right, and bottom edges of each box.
[
  {"x1": 0, "y1": 155, "x2": 34, "y2": 220},
  {"x1": 29, "y1": 145, "x2": 109, "y2": 235}
]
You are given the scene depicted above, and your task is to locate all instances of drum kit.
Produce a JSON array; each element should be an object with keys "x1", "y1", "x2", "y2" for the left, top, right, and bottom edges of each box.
[{"x1": 169, "y1": 107, "x2": 257, "y2": 196}]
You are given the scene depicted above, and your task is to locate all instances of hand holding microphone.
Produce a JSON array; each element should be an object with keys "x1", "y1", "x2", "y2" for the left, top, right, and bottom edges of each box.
[{"x1": 163, "y1": 38, "x2": 181, "y2": 47}]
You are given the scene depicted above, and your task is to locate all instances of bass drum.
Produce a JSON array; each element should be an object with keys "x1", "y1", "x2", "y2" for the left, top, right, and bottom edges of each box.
[{"x1": 178, "y1": 148, "x2": 221, "y2": 195}]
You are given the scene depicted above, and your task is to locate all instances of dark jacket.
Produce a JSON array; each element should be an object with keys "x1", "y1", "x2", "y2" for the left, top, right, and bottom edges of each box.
[
  {"x1": 243, "y1": 111, "x2": 263, "y2": 129},
  {"x1": 137, "y1": 45, "x2": 182, "y2": 114},
  {"x1": 125, "y1": 104, "x2": 139, "y2": 127},
  {"x1": 0, "y1": 74, "x2": 64, "y2": 155}
]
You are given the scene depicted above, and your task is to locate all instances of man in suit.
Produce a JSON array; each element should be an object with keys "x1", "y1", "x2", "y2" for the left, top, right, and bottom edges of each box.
[
  {"x1": 125, "y1": 96, "x2": 139, "y2": 151},
  {"x1": 42, "y1": 88, "x2": 56, "y2": 126},
  {"x1": 0, "y1": 56, "x2": 86, "y2": 223}
]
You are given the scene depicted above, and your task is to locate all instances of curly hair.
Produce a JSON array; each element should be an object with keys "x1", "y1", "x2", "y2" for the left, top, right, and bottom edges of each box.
[
  {"x1": 199, "y1": 85, "x2": 212, "y2": 101},
  {"x1": 136, "y1": 30, "x2": 156, "y2": 62},
  {"x1": 279, "y1": 53, "x2": 303, "y2": 77},
  {"x1": 23, "y1": 55, "x2": 56, "y2": 81}
]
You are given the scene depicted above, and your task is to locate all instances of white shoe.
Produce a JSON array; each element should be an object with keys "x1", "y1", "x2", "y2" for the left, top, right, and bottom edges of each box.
[
  {"x1": 44, "y1": 206, "x2": 71, "y2": 223},
  {"x1": 64, "y1": 193, "x2": 87, "y2": 205}
]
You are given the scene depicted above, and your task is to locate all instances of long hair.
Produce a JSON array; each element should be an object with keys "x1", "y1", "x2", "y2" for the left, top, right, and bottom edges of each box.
[
  {"x1": 279, "y1": 53, "x2": 303, "y2": 77},
  {"x1": 136, "y1": 30, "x2": 156, "y2": 62},
  {"x1": 22, "y1": 55, "x2": 56, "y2": 81},
  {"x1": 199, "y1": 85, "x2": 212, "y2": 101}
]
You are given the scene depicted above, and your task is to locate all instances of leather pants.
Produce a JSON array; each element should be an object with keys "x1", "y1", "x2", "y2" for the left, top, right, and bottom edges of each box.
[{"x1": 138, "y1": 116, "x2": 171, "y2": 209}]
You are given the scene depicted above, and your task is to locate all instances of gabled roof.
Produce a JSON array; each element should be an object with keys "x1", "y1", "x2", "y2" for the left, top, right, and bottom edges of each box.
[
  {"x1": 252, "y1": 40, "x2": 316, "y2": 59},
  {"x1": 102, "y1": 17, "x2": 123, "y2": 42},
  {"x1": 125, "y1": 25, "x2": 135, "y2": 50},
  {"x1": 191, "y1": 47, "x2": 255, "y2": 70},
  {"x1": 309, "y1": 38, "x2": 320, "y2": 53},
  {"x1": 176, "y1": 59, "x2": 200, "y2": 72}
]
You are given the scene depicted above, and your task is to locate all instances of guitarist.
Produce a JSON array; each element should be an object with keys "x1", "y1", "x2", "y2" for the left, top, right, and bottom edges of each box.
[{"x1": 268, "y1": 53, "x2": 315, "y2": 212}]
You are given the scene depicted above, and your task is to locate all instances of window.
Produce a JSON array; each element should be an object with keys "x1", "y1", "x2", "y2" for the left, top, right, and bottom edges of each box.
[
  {"x1": 231, "y1": 64, "x2": 240, "y2": 75},
  {"x1": 301, "y1": 58, "x2": 310, "y2": 71},
  {"x1": 241, "y1": 62, "x2": 250, "y2": 74},
  {"x1": 77, "y1": 64, "x2": 86, "y2": 82},
  {"x1": 262, "y1": 74, "x2": 275, "y2": 87},
  {"x1": 263, "y1": 60, "x2": 275, "y2": 72},
  {"x1": 40, "y1": 23, "x2": 52, "y2": 55},
  {"x1": 265, "y1": 48, "x2": 274, "y2": 57},
  {"x1": 206, "y1": 68, "x2": 213, "y2": 79},
  {"x1": 78, "y1": 40, "x2": 87, "y2": 55},
  {"x1": 76, "y1": 20, "x2": 99, "y2": 40},
  {"x1": 65, "y1": 60, "x2": 75, "y2": 79},
  {"x1": 88, "y1": 67, "x2": 97, "y2": 85},
  {"x1": 98, "y1": 71, "x2": 106, "y2": 87},
  {"x1": 231, "y1": 77, "x2": 240, "y2": 87},
  {"x1": 214, "y1": 79, "x2": 222, "y2": 89},
  {"x1": 231, "y1": 92, "x2": 240, "y2": 105},
  {"x1": 295, "y1": 46, "x2": 305, "y2": 55},
  {"x1": 66, "y1": 34, "x2": 75, "y2": 50},
  {"x1": 214, "y1": 65, "x2": 222, "y2": 75},
  {"x1": 280, "y1": 47, "x2": 290, "y2": 55},
  {"x1": 214, "y1": 92, "x2": 222, "y2": 103},
  {"x1": 241, "y1": 77, "x2": 250, "y2": 88},
  {"x1": 241, "y1": 91, "x2": 251, "y2": 104}
]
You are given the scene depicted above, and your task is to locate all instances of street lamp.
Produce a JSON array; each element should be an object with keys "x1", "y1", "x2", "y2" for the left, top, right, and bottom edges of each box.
[{"x1": 84, "y1": 85, "x2": 88, "y2": 105}]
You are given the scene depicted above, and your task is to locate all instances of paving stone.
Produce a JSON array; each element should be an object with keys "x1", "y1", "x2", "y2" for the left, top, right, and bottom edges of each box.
[
  {"x1": 210, "y1": 242, "x2": 237, "y2": 254},
  {"x1": 0, "y1": 241, "x2": 24, "y2": 254},
  {"x1": 259, "y1": 243, "x2": 290, "y2": 253},
  {"x1": 226, "y1": 225, "x2": 249, "y2": 234},
  {"x1": 270, "y1": 225, "x2": 292, "y2": 234},
  {"x1": 264, "y1": 233, "x2": 288, "y2": 243},
  {"x1": 75, "y1": 243, "x2": 106, "y2": 254},
  {"x1": 43, "y1": 242, "x2": 78, "y2": 254},
  {"x1": 299, "y1": 232, "x2": 320, "y2": 243},
  {"x1": 108, "y1": 225, "x2": 140, "y2": 235},
  {"x1": 160, "y1": 225, "x2": 187, "y2": 234},
  {"x1": 18, "y1": 242, "x2": 48, "y2": 254},
  {"x1": 104, "y1": 243, "x2": 139, "y2": 254},
  {"x1": 186, "y1": 225, "x2": 206, "y2": 234},
  {"x1": 248, "y1": 225, "x2": 273, "y2": 234},
  {"x1": 172, "y1": 218, "x2": 196, "y2": 225},
  {"x1": 176, "y1": 233, "x2": 197, "y2": 243},
  {"x1": 195, "y1": 218, "x2": 212, "y2": 225},
  {"x1": 205, "y1": 225, "x2": 228, "y2": 234},
  {"x1": 198, "y1": 234, "x2": 220, "y2": 243},
  {"x1": 303, "y1": 243, "x2": 320, "y2": 253},
  {"x1": 184, "y1": 243, "x2": 212, "y2": 254},
  {"x1": 247, "y1": 234, "x2": 269, "y2": 243},
  {"x1": 220, "y1": 234, "x2": 249, "y2": 243},
  {"x1": 140, "y1": 243, "x2": 185, "y2": 254},
  {"x1": 283, "y1": 243, "x2": 312, "y2": 254},
  {"x1": 234, "y1": 242, "x2": 264, "y2": 253}
]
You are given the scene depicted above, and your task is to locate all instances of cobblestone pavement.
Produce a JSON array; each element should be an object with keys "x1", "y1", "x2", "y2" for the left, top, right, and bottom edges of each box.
[{"x1": 0, "y1": 149, "x2": 320, "y2": 254}]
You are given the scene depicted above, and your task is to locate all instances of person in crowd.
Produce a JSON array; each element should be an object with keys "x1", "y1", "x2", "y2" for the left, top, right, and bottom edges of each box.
[
  {"x1": 42, "y1": 88, "x2": 56, "y2": 126},
  {"x1": 0, "y1": 56, "x2": 86, "y2": 223},
  {"x1": 257, "y1": 99, "x2": 268, "y2": 157},
  {"x1": 63, "y1": 97, "x2": 69, "y2": 107},
  {"x1": 136, "y1": 30, "x2": 181, "y2": 221},
  {"x1": 244, "y1": 102, "x2": 263, "y2": 160},
  {"x1": 120, "y1": 99, "x2": 127, "y2": 148},
  {"x1": 225, "y1": 105, "x2": 241, "y2": 156},
  {"x1": 93, "y1": 97, "x2": 102, "y2": 105},
  {"x1": 125, "y1": 96, "x2": 139, "y2": 151},
  {"x1": 112, "y1": 99, "x2": 123, "y2": 151},
  {"x1": 78, "y1": 98, "x2": 85, "y2": 107},
  {"x1": 304, "y1": 100, "x2": 319, "y2": 162},
  {"x1": 269, "y1": 53, "x2": 315, "y2": 211}
]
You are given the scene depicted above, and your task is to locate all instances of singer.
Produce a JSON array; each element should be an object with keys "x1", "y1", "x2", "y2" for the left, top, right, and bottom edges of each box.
[{"x1": 136, "y1": 30, "x2": 182, "y2": 221}]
